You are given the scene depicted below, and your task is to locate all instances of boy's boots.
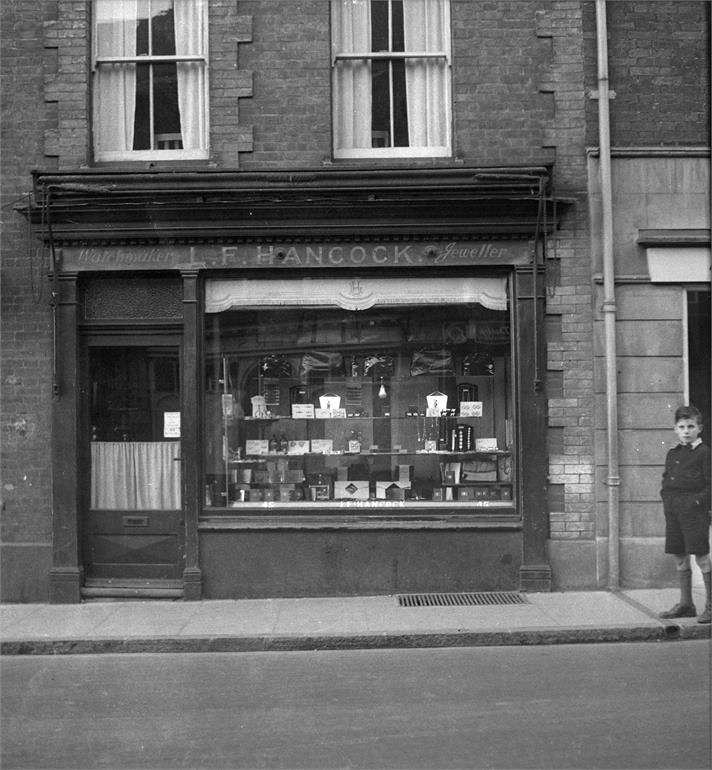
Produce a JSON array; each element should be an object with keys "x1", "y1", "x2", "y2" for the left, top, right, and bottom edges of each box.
[
  {"x1": 698, "y1": 571, "x2": 711, "y2": 624},
  {"x1": 659, "y1": 567, "x2": 697, "y2": 618}
]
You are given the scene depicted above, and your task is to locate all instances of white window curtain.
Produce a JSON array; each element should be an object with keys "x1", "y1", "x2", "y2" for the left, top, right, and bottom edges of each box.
[
  {"x1": 332, "y1": 0, "x2": 450, "y2": 153},
  {"x1": 174, "y1": 0, "x2": 207, "y2": 150},
  {"x1": 331, "y1": 0, "x2": 372, "y2": 150},
  {"x1": 94, "y1": 0, "x2": 138, "y2": 153},
  {"x1": 403, "y1": 0, "x2": 450, "y2": 147},
  {"x1": 91, "y1": 441, "x2": 181, "y2": 510}
]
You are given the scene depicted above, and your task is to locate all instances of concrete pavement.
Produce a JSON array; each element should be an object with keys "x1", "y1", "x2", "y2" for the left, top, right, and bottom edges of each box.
[{"x1": 1, "y1": 587, "x2": 709, "y2": 655}]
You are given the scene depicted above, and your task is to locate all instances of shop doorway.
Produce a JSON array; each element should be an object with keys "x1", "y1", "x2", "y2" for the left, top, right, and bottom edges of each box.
[
  {"x1": 687, "y1": 290, "x2": 711, "y2": 440},
  {"x1": 83, "y1": 343, "x2": 184, "y2": 587}
]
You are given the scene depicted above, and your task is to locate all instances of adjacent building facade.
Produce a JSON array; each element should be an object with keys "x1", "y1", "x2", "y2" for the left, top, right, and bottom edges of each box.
[{"x1": 1, "y1": 1, "x2": 708, "y2": 603}]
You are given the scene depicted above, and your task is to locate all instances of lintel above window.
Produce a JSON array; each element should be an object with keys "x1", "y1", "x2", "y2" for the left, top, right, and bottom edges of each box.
[{"x1": 638, "y1": 229, "x2": 711, "y2": 283}]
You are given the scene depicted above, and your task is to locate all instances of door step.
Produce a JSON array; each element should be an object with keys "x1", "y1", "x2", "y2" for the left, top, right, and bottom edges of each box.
[{"x1": 82, "y1": 579, "x2": 184, "y2": 601}]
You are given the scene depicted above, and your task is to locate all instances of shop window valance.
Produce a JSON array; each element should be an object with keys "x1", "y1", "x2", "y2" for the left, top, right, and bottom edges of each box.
[{"x1": 205, "y1": 277, "x2": 508, "y2": 313}]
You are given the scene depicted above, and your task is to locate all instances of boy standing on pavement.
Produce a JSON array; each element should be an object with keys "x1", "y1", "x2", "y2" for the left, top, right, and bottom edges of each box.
[{"x1": 659, "y1": 405, "x2": 711, "y2": 624}]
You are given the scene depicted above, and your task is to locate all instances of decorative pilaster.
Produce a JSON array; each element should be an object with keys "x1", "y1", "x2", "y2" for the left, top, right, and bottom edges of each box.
[
  {"x1": 181, "y1": 269, "x2": 203, "y2": 600},
  {"x1": 49, "y1": 271, "x2": 83, "y2": 603},
  {"x1": 514, "y1": 267, "x2": 552, "y2": 592}
]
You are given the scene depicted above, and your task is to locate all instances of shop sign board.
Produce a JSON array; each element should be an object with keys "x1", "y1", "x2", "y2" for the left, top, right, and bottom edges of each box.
[{"x1": 60, "y1": 240, "x2": 532, "y2": 271}]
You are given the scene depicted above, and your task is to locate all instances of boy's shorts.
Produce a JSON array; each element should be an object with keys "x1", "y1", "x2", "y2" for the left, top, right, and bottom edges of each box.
[{"x1": 663, "y1": 493, "x2": 711, "y2": 556}]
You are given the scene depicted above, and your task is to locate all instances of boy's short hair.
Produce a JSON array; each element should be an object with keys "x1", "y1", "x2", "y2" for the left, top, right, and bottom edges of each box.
[{"x1": 674, "y1": 405, "x2": 703, "y2": 425}]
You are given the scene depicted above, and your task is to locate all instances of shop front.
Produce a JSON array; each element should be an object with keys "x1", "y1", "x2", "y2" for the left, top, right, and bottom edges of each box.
[{"x1": 34, "y1": 167, "x2": 556, "y2": 602}]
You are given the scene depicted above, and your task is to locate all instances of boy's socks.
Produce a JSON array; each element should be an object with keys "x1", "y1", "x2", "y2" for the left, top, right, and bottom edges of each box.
[{"x1": 679, "y1": 567, "x2": 694, "y2": 607}]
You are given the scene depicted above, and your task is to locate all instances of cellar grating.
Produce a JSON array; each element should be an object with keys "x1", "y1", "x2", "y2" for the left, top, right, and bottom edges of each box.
[{"x1": 396, "y1": 591, "x2": 529, "y2": 607}]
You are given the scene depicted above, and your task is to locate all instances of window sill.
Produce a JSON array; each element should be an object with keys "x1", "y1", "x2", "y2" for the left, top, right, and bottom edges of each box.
[
  {"x1": 91, "y1": 159, "x2": 215, "y2": 172},
  {"x1": 323, "y1": 157, "x2": 464, "y2": 169},
  {"x1": 95, "y1": 149, "x2": 209, "y2": 163},
  {"x1": 199, "y1": 506, "x2": 521, "y2": 531},
  {"x1": 332, "y1": 148, "x2": 452, "y2": 161}
]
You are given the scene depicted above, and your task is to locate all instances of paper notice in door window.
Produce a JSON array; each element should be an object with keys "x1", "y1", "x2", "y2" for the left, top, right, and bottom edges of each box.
[{"x1": 163, "y1": 412, "x2": 181, "y2": 438}]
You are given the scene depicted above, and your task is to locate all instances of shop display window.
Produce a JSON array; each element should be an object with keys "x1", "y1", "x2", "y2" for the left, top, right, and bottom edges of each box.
[{"x1": 202, "y1": 276, "x2": 515, "y2": 513}]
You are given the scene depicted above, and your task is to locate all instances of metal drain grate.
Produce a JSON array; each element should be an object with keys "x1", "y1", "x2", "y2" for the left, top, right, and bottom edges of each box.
[{"x1": 396, "y1": 591, "x2": 529, "y2": 607}]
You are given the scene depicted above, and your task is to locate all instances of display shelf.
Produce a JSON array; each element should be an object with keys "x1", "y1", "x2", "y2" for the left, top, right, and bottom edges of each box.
[
  {"x1": 239, "y1": 415, "x2": 488, "y2": 421},
  {"x1": 205, "y1": 500, "x2": 516, "y2": 511},
  {"x1": 235, "y1": 450, "x2": 510, "y2": 460}
]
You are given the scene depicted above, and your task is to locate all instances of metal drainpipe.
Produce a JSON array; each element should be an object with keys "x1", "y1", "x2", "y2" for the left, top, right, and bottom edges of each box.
[{"x1": 596, "y1": 0, "x2": 620, "y2": 589}]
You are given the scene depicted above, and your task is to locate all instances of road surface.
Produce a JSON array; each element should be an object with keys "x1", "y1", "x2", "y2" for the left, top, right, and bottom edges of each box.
[{"x1": 2, "y1": 641, "x2": 710, "y2": 768}]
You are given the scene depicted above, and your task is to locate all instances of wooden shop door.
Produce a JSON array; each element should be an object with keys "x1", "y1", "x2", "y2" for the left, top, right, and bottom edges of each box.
[{"x1": 83, "y1": 343, "x2": 185, "y2": 587}]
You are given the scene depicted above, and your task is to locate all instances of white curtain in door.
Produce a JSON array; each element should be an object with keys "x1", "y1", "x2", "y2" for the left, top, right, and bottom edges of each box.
[
  {"x1": 91, "y1": 441, "x2": 181, "y2": 510},
  {"x1": 93, "y1": 0, "x2": 138, "y2": 153},
  {"x1": 402, "y1": 0, "x2": 450, "y2": 148},
  {"x1": 331, "y1": 0, "x2": 372, "y2": 150},
  {"x1": 174, "y1": 0, "x2": 207, "y2": 150}
]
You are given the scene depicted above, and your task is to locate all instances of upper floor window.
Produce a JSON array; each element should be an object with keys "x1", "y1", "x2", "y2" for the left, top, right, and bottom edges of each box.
[
  {"x1": 92, "y1": 0, "x2": 209, "y2": 162},
  {"x1": 331, "y1": 0, "x2": 451, "y2": 159}
]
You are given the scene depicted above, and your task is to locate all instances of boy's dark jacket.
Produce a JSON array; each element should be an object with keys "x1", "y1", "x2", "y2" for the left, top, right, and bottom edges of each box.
[{"x1": 660, "y1": 441, "x2": 712, "y2": 512}]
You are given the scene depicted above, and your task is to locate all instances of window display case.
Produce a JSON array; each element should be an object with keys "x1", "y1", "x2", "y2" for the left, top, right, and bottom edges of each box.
[{"x1": 203, "y1": 276, "x2": 515, "y2": 514}]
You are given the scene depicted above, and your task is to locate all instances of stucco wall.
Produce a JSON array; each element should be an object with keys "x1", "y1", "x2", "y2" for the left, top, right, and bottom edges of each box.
[{"x1": 580, "y1": 155, "x2": 711, "y2": 589}]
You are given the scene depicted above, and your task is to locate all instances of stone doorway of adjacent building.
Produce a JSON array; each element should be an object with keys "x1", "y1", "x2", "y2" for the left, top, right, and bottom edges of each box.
[{"x1": 686, "y1": 289, "x2": 711, "y2": 433}]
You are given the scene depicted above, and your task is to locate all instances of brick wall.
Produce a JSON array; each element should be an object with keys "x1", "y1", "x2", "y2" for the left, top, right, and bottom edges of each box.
[
  {"x1": 23, "y1": 1, "x2": 596, "y2": 178},
  {"x1": 236, "y1": 0, "x2": 565, "y2": 169},
  {"x1": 207, "y1": 1, "x2": 252, "y2": 163},
  {"x1": 2, "y1": 0, "x2": 595, "y2": 597},
  {"x1": 234, "y1": 1, "x2": 332, "y2": 170},
  {"x1": 545, "y1": 205, "x2": 596, "y2": 558},
  {"x1": 537, "y1": 3, "x2": 595, "y2": 559},
  {"x1": 43, "y1": 2, "x2": 90, "y2": 169},
  {"x1": 584, "y1": 0, "x2": 710, "y2": 147},
  {"x1": 451, "y1": 0, "x2": 556, "y2": 167},
  {"x1": 38, "y1": 0, "x2": 249, "y2": 169},
  {"x1": 1, "y1": 1, "x2": 57, "y2": 601}
]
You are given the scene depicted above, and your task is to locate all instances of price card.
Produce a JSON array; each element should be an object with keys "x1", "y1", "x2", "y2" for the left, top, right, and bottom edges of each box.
[
  {"x1": 459, "y1": 401, "x2": 483, "y2": 417},
  {"x1": 245, "y1": 439, "x2": 269, "y2": 455},
  {"x1": 310, "y1": 439, "x2": 333, "y2": 454},
  {"x1": 315, "y1": 408, "x2": 347, "y2": 419},
  {"x1": 291, "y1": 404, "x2": 315, "y2": 419}
]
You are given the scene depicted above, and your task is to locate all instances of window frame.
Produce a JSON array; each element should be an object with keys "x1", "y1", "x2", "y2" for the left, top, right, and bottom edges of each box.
[
  {"x1": 91, "y1": 0, "x2": 210, "y2": 163},
  {"x1": 200, "y1": 273, "x2": 517, "y2": 521},
  {"x1": 331, "y1": 0, "x2": 453, "y2": 160}
]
